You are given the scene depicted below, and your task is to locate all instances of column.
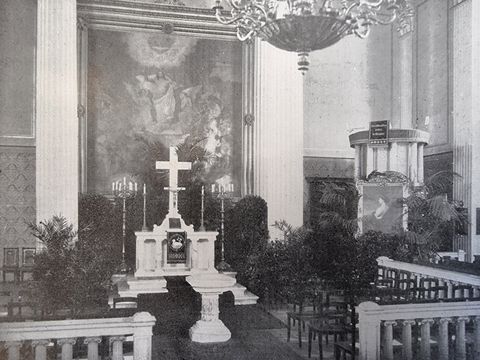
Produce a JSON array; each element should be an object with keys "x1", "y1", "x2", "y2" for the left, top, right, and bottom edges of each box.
[
  {"x1": 401, "y1": 320, "x2": 416, "y2": 360},
  {"x1": 5, "y1": 342, "x2": 21, "y2": 360},
  {"x1": 420, "y1": 319, "x2": 434, "y2": 360},
  {"x1": 451, "y1": 0, "x2": 477, "y2": 260},
  {"x1": 32, "y1": 340, "x2": 50, "y2": 360},
  {"x1": 57, "y1": 338, "x2": 76, "y2": 360},
  {"x1": 382, "y1": 321, "x2": 396, "y2": 360},
  {"x1": 391, "y1": 27, "x2": 414, "y2": 129},
  {"x1": 417, "y1": 144, "x2": 424, "y2": 184},
  {"x1": 110, "y1": 336, "x2": 125, "y2": 360},
  {"x1": 474, "y1": 316, "x2": 480, "y2": 360},
  {"x1": 438, "y1": 318, "x2": 451, "y2": 360},
  {"x1": 253, "y1": 40, "x2": 303, "y2": 238},
  {"x1": 36, "y1": 0, "x2": 78, "y2": 236},
  {"x1": 455, "y1": 317, "x2": 469, "y2": 360},
  {"x1": 84, "y1": 337, "x2": 101, "y2": 360}
]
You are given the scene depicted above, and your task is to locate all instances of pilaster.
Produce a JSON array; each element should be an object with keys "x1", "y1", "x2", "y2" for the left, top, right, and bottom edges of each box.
[
  {"x1": 36, "y1": 0, "x2": 78, "y2": 234},
  {"x1": 253, "y1": 40, "x2": 304, "y2": 237}
]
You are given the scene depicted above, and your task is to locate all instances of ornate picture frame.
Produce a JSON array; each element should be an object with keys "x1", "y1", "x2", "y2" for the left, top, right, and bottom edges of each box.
[{"x1": 77, "y1": 0, "x2": 256, "y2": 195}]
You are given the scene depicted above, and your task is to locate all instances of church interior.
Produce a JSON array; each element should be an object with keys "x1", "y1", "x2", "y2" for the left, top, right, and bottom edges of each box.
[{"x1": 1, "y1": 0, "x2": 480, "y2": 359}]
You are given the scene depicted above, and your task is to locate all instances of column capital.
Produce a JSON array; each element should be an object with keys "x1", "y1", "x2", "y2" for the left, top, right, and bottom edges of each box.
[
  {"x1": 110, "y1": 336, "x2": 127, "y2": 343},
  {"x1": 456, "y1": 317, "x2": 470, "y2": 323},
  {"x1": 438, "y1": 318, "x2": 452, "y2": 325},
  {"x1": 402, "y1": 319, "x2": 416, "y2": 326},
  {"x1": 32, "y1": 339, "x2": 50, "y2": 347},
  {"x1": 84, "y1": 337, "x2": 102, "y2": 345},
  {"x1": 57, "y1": 338, "x2": 77, "y2": 346},
  {"x1": 384, "y1": 320, "x2": 398, "y2": 327},
  {"x1": 5, "y1": 341, "x2": 22, "y2": 349},
  {"x1": 420, "y1": 318, "x2": 435, "y2": 325}
]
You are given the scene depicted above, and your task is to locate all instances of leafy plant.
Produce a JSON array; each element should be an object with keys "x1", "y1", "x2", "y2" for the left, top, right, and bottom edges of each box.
[{"x1": 30, "y1": 197, "x2": 122, "y2": 317}]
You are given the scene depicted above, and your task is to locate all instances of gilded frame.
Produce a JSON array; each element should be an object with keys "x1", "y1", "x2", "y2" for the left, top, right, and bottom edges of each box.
[{"x1": 77, "y1": 0, "x2": 256, "y2": 195}]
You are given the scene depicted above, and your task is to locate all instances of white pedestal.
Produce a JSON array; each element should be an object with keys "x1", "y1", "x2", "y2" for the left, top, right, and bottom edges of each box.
[{"x1": 186, "y1": 274, "x2": 236, "y2": 343}]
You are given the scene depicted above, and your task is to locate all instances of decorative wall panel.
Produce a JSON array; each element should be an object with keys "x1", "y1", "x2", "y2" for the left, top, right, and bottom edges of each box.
[
  {"x1": 0, "y1": 0, "x2": 36, "y2": 145},
  {"x1": 0, "y1": 147, "x2": 36, "y2": 265}
]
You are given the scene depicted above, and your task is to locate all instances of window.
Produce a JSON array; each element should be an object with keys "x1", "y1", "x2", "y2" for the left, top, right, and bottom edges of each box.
[
  {"x1": 22, "y1": 248, "x2": 35, "y2": 266},
  {"x1": 4, "y1": 248, "x2": 19, "y2": 267}
]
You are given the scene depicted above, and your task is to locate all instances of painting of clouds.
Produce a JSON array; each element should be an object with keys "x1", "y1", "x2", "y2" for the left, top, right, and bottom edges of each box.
[{"x1": 86, "y1": 30, "x2": 242, "y2": 194}]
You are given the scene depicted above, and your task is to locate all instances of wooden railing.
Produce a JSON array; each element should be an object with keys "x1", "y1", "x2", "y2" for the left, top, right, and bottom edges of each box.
[
  {"x1": 358, "y1": 300, "x2": 480, "y2": 360},
  {"x1": 0, "y1": 311, "x2": 156, "y2": 360},
  {"x1": 377, "y1": 256, "x2": 480, "y2": 300}
]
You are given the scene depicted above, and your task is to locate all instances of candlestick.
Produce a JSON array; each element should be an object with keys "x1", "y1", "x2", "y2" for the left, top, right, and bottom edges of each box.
[
  {"x1": 200, "y1": 185, "x2": 206, "y2": 232},
  {"x1": 211, "y1": 183, "x2": 233, "y2": 272},
  {"x1": 142, "y1": 182, "x2": 148, "y2": 231},
  {"x1": 113, "y1": 175, "x2": 138, "y2": 274}
]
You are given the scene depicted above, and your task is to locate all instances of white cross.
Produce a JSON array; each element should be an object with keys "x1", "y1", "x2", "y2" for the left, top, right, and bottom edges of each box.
[{"x1": 156, "y1": 147, "x2": 192, "y2": 215}]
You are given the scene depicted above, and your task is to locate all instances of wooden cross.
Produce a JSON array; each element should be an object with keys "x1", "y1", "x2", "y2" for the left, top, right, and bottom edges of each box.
[{"x1": 156, "y1": 147, "x2": 192, "y2": 215}]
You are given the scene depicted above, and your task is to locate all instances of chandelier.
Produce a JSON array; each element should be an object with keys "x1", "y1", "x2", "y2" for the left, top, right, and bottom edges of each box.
[{"x1": 214, "y1": 0, "x2": 414, "y2": 73}]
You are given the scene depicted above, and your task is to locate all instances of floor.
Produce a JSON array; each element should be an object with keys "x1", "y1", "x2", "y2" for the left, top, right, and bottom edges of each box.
[{"x1": 134, "y1": 277, "x2": 338, "y2": 360}]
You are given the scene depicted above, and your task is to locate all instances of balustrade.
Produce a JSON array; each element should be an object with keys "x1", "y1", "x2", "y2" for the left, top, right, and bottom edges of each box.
[
  {"x1": 376, "y1": 256, "x2": 480, "y2": 302},
  {"x1": 358, "y1": 300, "x2": 480, "y2": 360},
  {"x1": 0, "y1": 312, "x2": 155, "y2": 360}
]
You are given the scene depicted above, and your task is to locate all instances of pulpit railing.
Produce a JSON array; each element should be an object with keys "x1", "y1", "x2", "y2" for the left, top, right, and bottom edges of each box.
[
  {"x1": 0, "y1": 311, "x2": 155, "y2": 360},
  {"x1": 358, "y1": 300, "x2": 480, "y2": 360},
  {"x1": 376, "y1": 256, "x2": 480, "y2": 301}
]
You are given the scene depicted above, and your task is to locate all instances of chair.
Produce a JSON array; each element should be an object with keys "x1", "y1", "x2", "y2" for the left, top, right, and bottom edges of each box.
[
  {"x1": 307, "y1": 308, "x2": 353, "y2": 360},
  {"x1": 287, "y1": 297, "x2": 323, "y2": 348}
]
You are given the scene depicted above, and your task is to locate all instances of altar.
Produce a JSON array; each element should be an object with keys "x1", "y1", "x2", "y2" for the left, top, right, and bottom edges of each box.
[{"x1": 114, "y1": 147, "x2": 258, "y2": 308}]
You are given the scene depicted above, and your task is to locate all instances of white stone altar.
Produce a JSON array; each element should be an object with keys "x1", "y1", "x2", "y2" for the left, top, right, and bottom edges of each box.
[{"x1": 116, "y1": 147, "x2": 258, "y2": 307}]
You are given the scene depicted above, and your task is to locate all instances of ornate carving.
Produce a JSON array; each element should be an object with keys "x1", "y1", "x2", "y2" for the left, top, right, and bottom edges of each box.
[
  {"x1": 162, "y1": 23, "x2": 175, "y2": 34},
  {"x1": 200, "y1": 295, "x2": 219, "y2": 322},
  {"x1": 77, "y1": 17, "x2": 88, "y2": 31},
  {"x1": 363, "y1": 170, "x2": 408, "y2": 185},
  {"x1": 77, "y1": 104, "x2": 86, "y2": 119},
  {"x1": 244, "y1": 113, "x2": 255, "y2": 126}
]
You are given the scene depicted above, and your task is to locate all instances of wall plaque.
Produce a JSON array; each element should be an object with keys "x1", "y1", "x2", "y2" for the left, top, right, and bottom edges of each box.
[{"x1": 369, "y1": 120, "x2": 389, "y2": 146}]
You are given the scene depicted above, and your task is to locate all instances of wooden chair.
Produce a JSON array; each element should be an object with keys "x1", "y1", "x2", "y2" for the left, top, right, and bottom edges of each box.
[{"x1": 307, "y1": 308, "x2": 353, "y2": 360}]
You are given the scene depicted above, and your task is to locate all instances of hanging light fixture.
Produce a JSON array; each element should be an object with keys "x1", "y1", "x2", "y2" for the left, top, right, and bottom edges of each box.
[{"x1": 214, "y1": 0, "x2": 414, "y2": 73}]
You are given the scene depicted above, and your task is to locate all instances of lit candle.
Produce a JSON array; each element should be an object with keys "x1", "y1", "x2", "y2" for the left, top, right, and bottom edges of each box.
[
  {"x1": 123, "y1": 177, "x2": 126, "y2": 187},
  {"x1": 230, "y1": 183, "x2": 234, "y2": 192},
  {"x1": 112, "y1": 182, "x2": 115, "y2": 192},
  {"x1": 129, "y1": 181, "x2": 133, "y2": 191},
  {"x1": 202, "y1": 185, "x2": 204, "y2": 196},
  {"x1": 143, "y1": 183, "x2": 146, "y2": 195},
  {"x1": 135, "y1": 182, "x2": 138, "y2": 192},
  {"x1": 211, "y1": 184, "x2": 215, "y2": 193}
]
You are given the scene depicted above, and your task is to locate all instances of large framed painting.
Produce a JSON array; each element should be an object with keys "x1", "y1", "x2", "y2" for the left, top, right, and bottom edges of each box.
[
  {"x1": 358, "y1": 183, "x2": 408, "y2": 234},
  {"x1": 77, "y1": 1, "x2": 255, "y2": 195}
]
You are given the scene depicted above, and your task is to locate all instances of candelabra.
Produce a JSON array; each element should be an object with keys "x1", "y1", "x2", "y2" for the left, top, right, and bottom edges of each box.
[
  {"x1": 211, "y1": 183, "x2": 234, "y2": 272},
  {"x1": 199, "y1": 185, "x2": 206, "y2": 232},
  {"x1": 112, "y1": 176, "x2": 138, "y2": 274}
]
